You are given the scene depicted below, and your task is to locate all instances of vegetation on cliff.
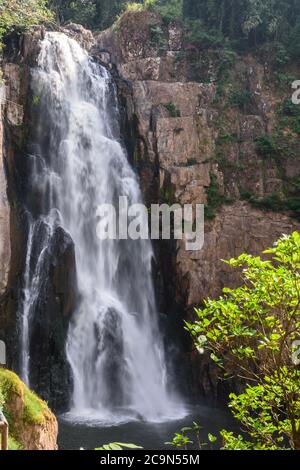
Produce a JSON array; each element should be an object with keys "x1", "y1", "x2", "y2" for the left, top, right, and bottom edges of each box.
[
  {"x1": 0, "y1": 368, "x2": 56, "y2": 450},
  {"x1": 186, "y1": 232, "x2": 300, "y2": 449},
  {"x1": 0, "y1": 0, "x2": 53, "y2": 47},
  {"x1": 46, "y1": 1, "x2": 300, "y2": 61}
]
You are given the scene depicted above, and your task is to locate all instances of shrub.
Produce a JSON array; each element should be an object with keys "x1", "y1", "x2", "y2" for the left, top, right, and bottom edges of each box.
[
  {"x1": 230, "y1": 90, "x2": 252, "y2": 111},
  {"x1": 186, "y1": 232, "x2": 300, "y2": 450},
  {"x1": 122, "y1": 0, "x2": 182, "y2": 24},
  {"x1": 255, "y1": 135, "x2": 278, "y2": 159},
  {"x1": 163, "y1": 101, "x2": 181, "y2": 117},
  {"x1": 205, "y1": 174, "x2": 232, "y2": 220}
]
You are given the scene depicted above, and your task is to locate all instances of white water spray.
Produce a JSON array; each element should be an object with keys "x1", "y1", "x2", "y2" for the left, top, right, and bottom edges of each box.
[{"x1": 20, "y1": 32, "x2": 184, "y2": 423}]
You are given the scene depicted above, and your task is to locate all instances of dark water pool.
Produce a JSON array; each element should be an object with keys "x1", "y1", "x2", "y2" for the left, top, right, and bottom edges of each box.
[{"x1": 58, "y1": 404, "x2": 234, "y2": 450}]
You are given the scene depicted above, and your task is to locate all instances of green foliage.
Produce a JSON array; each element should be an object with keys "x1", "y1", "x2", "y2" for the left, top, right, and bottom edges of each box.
[
  {"x1": 49, "y1": 0, "x2": 126, "y2": 30},
  {"x1": 183, "y1": 1, "x2": 300, "y2": 61},
  {"x1": 95, "y1": 442, "x2": 143, "y2": 450},
  {"x1": 166, "y1": 422, "x2": 207, "y2": 449},
  {"x1": 217, "y1": 132, "x2": 238, "y2": 144},
  {"x1": 154, "y1": 0, "x2": 182, "y2": 24},
  {"x1": 205, "y1": 173, "x2": 232, "y2": 220},
  {"x1": 186, "y1": 232, "x2": 300, "y2": 449},
  {"x1": 49, "y1": 0, "x2": 181, "y2": 30},
  {"x1": 124, "y1": 2, "x2": 145, "y2": 14},
  {"x1": 282, "y1": 98, "x2": 300, "y2": 117},
  {"x1": 23, "y1": 388, "x2": 48, "y2": 425},
  {"x1": 183, "y1": 18, "x2": 223, "y2": 49},
  {"x1": 0, "y1": 386, "x2": 4, "y2": 411},
  {"x1": 240, "y1": 185, "x2": 300, "y2": 221},
  {"x1": 8, "y1": 436, "x2": 22, "y2": 450},
  {"x1": 223, "y1": 370, "x2": 300, "y2": 450},
  {"x1": 270, "y1": 43, "x2": 291, "y2": 69},
  {"x1": 277, "y1": 98, "x2": 300, "y2": 136},
  {"x1": 285, "y1": 189, "x2": 300, "y2": 220},
  {"x1": 0, "y1": 368, "x2": 24, "y2": 398},
  {"x1": 0, "y1": 0, "x2": 53, "y2": 46},
  {"x1": 163, "y1": 101, "x2": 180, "y2": 118},
  {"x1": 55, "y1": 0, "x2": 97, "y2": 27},
  {"x1": 165, "y1": 432, "x2": 193, "y2": 448},
  {"x1": 230, "y1": 90, "x2": 252, "y2": 112},
  {"x1": 32, "y1": 95, "x2": 41, "y2": 106},
  {"x1": 160, "y1": 183, "x2": 176, "y2": 205},
  {"x1": 121, "y1": 0, "x2": 182, "y2": 24},
  {"x1": 0, "y1": 368, "x2": 51, "y2": 450},
  {"x1": 255, "y1": 135, "x2": 279, "y2": 159},
  {"x1": 46, "y1": 0, "x2": 300, "y2": 65},
  {"x1": 241, "y1": 191, "x2": 285, "y2": 212},
  {"x1": 150, "y1": 24, "x2": 167, "y2": 50}
]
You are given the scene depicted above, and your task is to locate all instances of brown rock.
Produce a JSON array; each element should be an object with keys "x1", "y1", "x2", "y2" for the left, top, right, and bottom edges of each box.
[{"x1": 176, "y1": 202, "x2": 300, "y2": 306}]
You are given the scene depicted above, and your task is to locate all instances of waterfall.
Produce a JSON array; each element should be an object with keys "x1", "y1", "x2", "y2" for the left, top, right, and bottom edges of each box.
[{"x1": 20, "y1": 32, "x2": 184, "y2": 423}]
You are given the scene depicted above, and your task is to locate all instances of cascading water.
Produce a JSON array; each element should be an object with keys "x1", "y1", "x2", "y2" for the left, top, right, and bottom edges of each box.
[{"x1": 20, "y1": 32, "x2": 184, "y2": 423}]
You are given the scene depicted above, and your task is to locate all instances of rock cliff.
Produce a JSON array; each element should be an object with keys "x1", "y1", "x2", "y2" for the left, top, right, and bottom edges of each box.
[{"x1": 93, "y1": 11, "x2": 300, "y2": 314}]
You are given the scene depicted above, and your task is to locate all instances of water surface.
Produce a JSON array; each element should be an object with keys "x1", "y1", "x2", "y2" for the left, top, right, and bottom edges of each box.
[{"x1": 58, "y1": 404, "x2": 233, "y2": 450}]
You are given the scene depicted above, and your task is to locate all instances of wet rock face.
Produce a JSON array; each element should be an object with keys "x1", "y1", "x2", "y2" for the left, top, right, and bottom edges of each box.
[{"x1": 29, "y1": 226, "x2": 77, "y2": 411}]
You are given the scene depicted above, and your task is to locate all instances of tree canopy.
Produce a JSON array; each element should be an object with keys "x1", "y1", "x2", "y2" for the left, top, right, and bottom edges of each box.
[
  {"x1": 1, "y1": 1, "x2": 300, "y2": 60},
  {"x1": 0, "y1": 0, "x2": 53, "y2": 44},
  {"x1": 45, "y1": 0, "x2": 300, "y2": 60},
  {"x1": 183, "y1": 0, "x2": 300, "y2": 57}
]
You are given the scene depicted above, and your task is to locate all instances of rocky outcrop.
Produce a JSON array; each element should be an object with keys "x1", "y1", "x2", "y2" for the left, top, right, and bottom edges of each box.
[
  {"x1": 0, "y1": 368, "x2": 57, "y2": 450},
  {"x1": 28, "y1": 226, "x2": 77, "y2": 411},
  {"x1": 0, "y1": 29, "x2": 43, "y2": 342},
  {"x1": 94, "y1": 12, "x2": 300, "y2": 309}
]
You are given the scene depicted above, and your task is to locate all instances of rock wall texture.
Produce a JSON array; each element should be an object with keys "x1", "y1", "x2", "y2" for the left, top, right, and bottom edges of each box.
[{"x1": 93, "y1": 11, "x2": 300, "y2": 310}]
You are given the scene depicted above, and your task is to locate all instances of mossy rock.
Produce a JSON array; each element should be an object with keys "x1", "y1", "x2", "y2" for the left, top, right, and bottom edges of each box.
[
  {"x1": 8, "y1": 436, "x2": 22, "y2": 450},
  {"x1": 0, "y1": 367, "x2": 56, "y2": 450}
]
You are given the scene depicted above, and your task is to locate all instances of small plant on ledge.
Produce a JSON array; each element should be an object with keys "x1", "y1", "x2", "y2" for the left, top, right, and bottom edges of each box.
[{"x1": 163, "y1": 101, "x2": 181, "y2": 118}]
